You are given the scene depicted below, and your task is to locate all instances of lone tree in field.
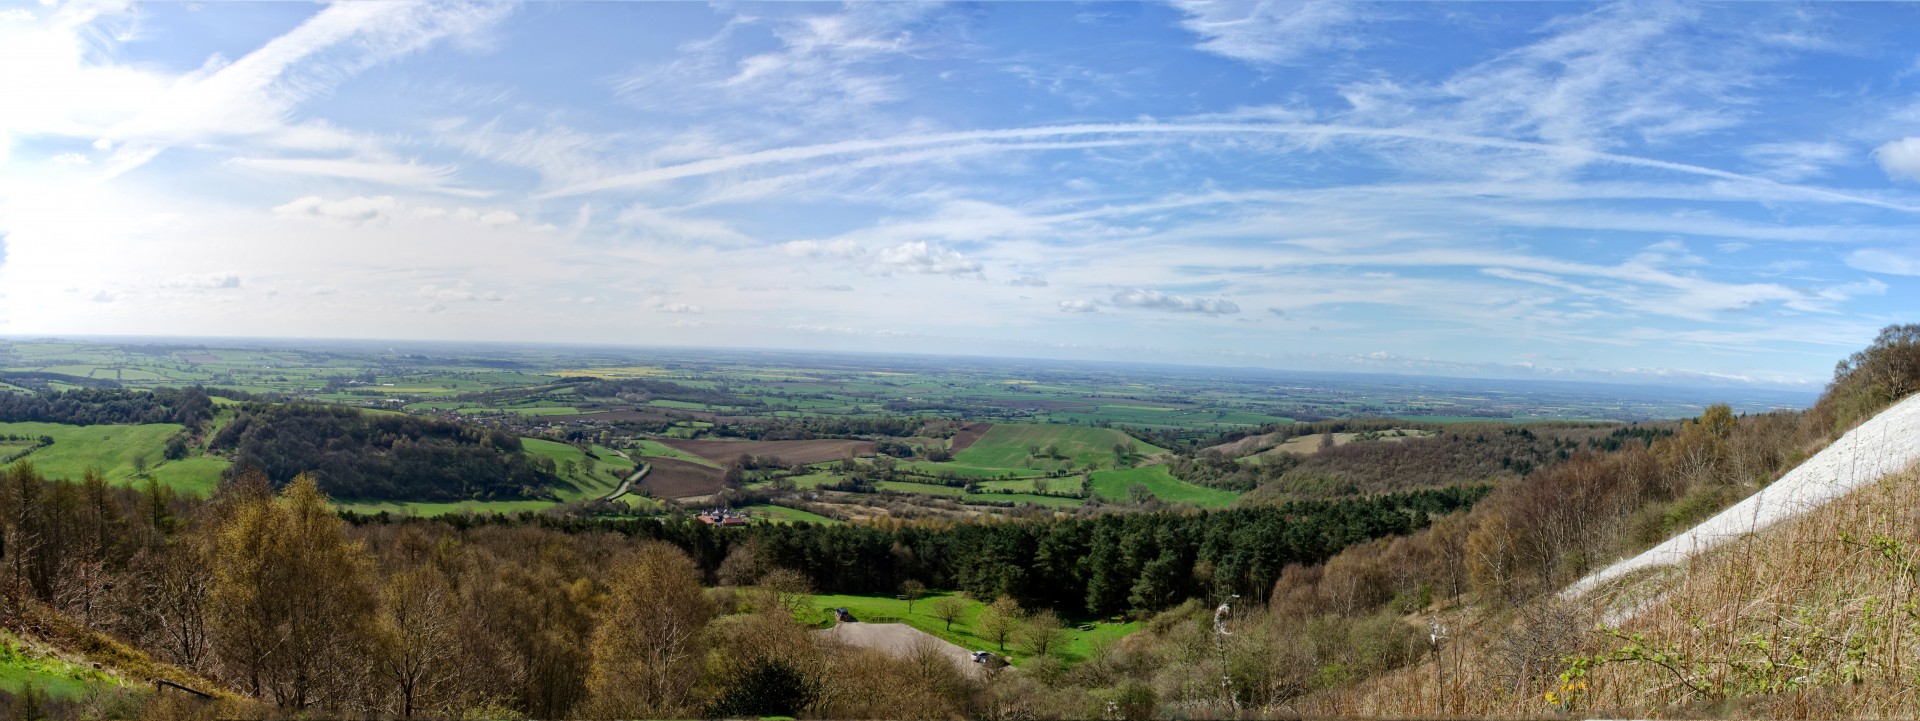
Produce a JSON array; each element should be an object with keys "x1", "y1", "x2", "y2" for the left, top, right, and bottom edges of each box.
[
  {"x1": 1014, "y1": 608, "x2": 1067, "y2": 658},
  {"x1": 900, "y1": 580, "x2": 926, "y2": 613},
  {"x1": 978, "y1": 597, "x2": 1021, "y2": 652},
  {"x1": 929, "y1": 596, "x2": 966, "y2": 632}
]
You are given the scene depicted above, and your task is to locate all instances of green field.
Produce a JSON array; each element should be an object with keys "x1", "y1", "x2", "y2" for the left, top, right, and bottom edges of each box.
[
  {"x1": 146, "y1": 456, "x2": 230, "y2": 497},
  {"x1": 521, "y1": 439, "x2": 635, "y2": 501},
  {"x1": 953, "y1": 424, "x2": 1167, "y2": 471},
  {"x1": 810, "y1": 593, "x2": 1139, "y2": 666},
  {"x1": 741, "y1": 503, "x2": 838, "y2": 524},
  {"x1": 631, "y1": 439, "x2": 720, "y2": 467},
  {"x1": 0, "y1": 421, "x2": 182, "y2": 484},
  {"x1": 0, "y1": 638, "x2": 122, "y2": 699},
  {"x1": 1089, "y1": 465, "x2": 1239, "y2": 507}
]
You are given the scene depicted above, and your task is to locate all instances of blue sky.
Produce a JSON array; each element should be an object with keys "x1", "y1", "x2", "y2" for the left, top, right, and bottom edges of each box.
[{"x1": 2, "y1": 1, "x2": 1918, "y2": 389}]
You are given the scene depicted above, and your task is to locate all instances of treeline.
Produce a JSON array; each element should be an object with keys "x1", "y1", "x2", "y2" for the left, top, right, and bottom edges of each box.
[
  {"x1": 0, "y1": 461, "x2": 1481, "y2": 720},
  {"x1": 702, "y1": 415, "x2": 924, "y2": 440},
  {"x1": 1171, "y1": 424, "x2": 1638, "y2": 495},
  {"x1": 0, "y1": 386, "x2": 220, "y2": 428},
  {"x1": 358, "y1": 485, "x2": 1488, "y2": 618},
  {"x1": 569, "y1": 378, "x2": 759, "y2": 407},
  {"x1": 210, "y1": 404, "x2": 558, "y2": 500}
]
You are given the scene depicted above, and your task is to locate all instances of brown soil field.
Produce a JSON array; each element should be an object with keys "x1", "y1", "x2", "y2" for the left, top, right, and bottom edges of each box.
[
  {"x1": 656, "y1": 438, "x2": 876, "y2": 465},
  {"x1": 946, "y1": 423, "x2": 993, "y2": 454},
  {"x1": 637, "y1": 457, "x2": 726, "y2": 499}
]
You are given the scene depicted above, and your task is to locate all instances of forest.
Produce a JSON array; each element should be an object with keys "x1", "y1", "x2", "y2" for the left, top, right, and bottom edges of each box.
[
  {"x1": 208, "y1": 404, "x2": 558, "y2": 501},
  {"x1": 0, "y1": 387, "x2": 218, "y2": 429}
]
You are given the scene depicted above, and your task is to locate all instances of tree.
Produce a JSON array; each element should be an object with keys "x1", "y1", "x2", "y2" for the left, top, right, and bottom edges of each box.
[
  {"x1": 583, "y1": 542, "x2": 713, "y2": 719},
  {"x1": 1014, "y1": 608, "x2": 1066, "y2": 658},
  {"x1": 373, "y1": 565, "x2": 460, "y2": 718},
  {"x1": 900, "y1": 579, "x2": 926, "y2": 613},
  {"x1": 208, "y1": 473, "x2": 375, "y2": 710},
  {"x1": 929, "y1": 596, "x2": 966, "y2": 632},
  {"x1": 978, "y1": 596, "x2": 1021, "y2": 652}
]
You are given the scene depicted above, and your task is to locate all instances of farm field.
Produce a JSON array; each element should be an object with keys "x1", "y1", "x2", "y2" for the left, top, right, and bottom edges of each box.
[
  {"x1": 0, "y1": 421, "x2": 182, "y2": 485},
  {"x1": 809, "y1": 593, "x2": 1140, "y2": 666},
  {"x1": 951, "y1": 423, "x2": 1167, "y2": 471},
  {"x1": 657, "y1": 438, "x2": 876, "y2": 466},
  {"x1": 740, "y1": 503, "x2": 838, "y2": 524},
  {"x1": 1089, "y1": 465, "x2": 1239, "y2": 507},
  {"x1": 635, "y1": 457, "x2": 726, "y2": 499},
  {"x1": 145, "y1": 456, "x2": 230, "y2": 497}
]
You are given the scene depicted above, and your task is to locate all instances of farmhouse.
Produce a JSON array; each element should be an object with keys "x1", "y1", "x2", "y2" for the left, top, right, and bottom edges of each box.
[{"x1": 696, "y1": 508, "x2": 750, "y2": 526}]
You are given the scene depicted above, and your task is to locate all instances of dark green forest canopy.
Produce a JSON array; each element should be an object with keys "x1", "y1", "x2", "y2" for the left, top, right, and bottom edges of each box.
[
  {"x1": 0, "y1": 385, "x2": 223, "y2": 427},
  {"x1": 353, "y1": 484, "x2": 1489, "y2": 616},
  {"x1": 212, "y1": 403, "x2": 558, "y2": 501}
]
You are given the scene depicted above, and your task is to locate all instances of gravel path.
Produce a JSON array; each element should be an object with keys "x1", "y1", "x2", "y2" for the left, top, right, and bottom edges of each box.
[
  {"x1": 815, "y1": 622, "x2": 987, "y2": 676},
  {"x1": 1564, "y1": 393, "x2": 1920, "y2": 600}
]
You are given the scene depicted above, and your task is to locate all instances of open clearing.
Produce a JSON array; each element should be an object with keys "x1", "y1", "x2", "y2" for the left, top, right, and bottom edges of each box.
[
  {"x1": 811, "y1": 593, "x2": 1139, "y2": 667},
  {"x1": 657, "y1": 438, "x2": 876, "y2": 465},
  {"x1": 817, "y1": 622, "x2": 982, "y2": 676},
  {"x1": 1222, "y1": 428, "x2": 1434, "y2": 459},
  {"x1": 0, "y1": 421, "x2": 182, "y2": 485}
]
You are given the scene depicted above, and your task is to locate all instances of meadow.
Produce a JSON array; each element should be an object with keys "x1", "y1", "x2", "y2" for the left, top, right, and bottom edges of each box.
[{"x1": 808, "y1": 593, "x2": 1140, "y2": 667}]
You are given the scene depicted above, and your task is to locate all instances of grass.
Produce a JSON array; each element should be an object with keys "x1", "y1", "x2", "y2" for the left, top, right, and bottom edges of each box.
[
  {"x1": 521, "y1": 439, "x2": 635, "y2": 501},
  {"x1": 741, "y1": 503, "x2": 838, "y2": 524},
  {"x1": 631, "y1": 439, "x2": 721, "y2": 467},
  {"x1": 144, "y1": 456, "x2": 230, "y2": 497},
  {"x1": 1089, "y1": 465, "x2": 1239, "y2": 507},
  {"x1": 953, "y1": 423, "x2": 1168, "y2": 471},
  {"x1": 809, "y1": 592, "x2": 1139, "y2": 666},
  {"x1": 0, "y1": 636, "x2": 122, "y2": 699},
  {"x1": 0, "y1": 421, "x2": 182, "y2": 484}
]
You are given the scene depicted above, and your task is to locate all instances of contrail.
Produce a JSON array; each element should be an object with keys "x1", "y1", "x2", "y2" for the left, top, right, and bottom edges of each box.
[{"x1": 535, "y1": 122, "x2": 1920, "y2": 213}]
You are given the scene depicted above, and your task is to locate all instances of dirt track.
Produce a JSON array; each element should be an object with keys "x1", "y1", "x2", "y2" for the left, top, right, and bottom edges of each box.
[{"x1": 815, "y1": 622, "x2": 986, "y2": 676}]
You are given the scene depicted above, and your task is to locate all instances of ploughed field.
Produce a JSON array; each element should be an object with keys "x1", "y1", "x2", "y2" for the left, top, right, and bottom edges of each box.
[{"x1": 656, "y1": 438, "x2": 878, "y2": 465}]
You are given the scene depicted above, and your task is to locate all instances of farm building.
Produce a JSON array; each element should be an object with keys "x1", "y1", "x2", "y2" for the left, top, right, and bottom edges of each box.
[{"x1": 696, "y1": 508, "x2": 750, "y2": 526}]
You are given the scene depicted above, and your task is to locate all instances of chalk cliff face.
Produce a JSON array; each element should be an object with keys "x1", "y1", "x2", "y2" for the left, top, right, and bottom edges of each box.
[{"x1": 1565, "y1": 392, "x2": 1920, "y2": 601}]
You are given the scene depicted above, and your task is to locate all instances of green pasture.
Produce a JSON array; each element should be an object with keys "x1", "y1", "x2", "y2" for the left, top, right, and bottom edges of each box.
[
  {"x1": 1089, "y1": 465, "x2": 1238, "y2": 507},
  {"x1": 0, "y1": 636, "x2": 123, "y2": 699},
  {"x1": 522, "y1": 439, "x2": 635, "y2": 501},
  {"x1": 0, "y1": 421, "x2": 182, "y2": 484},
  {"x1": 741, "y1": 504, "x2": 838, "y2": 524},
  {"x1": 631, "y1": 439, "x2": 721, "y2": 467},
  {"x1": 952, "y1": 423, "x2": 1168, "y2": 470},
  {"x1": 145, "y1": 456, "x2": 230, "y2": 497},
  {"x1": 810, "y1": 593, "x2": 1139, "y2": 666}
]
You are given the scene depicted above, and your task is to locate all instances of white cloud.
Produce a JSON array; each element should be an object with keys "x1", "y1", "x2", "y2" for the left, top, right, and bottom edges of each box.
[
  {"x1": 162, "y1": 272, "x2": 241, "y2": 290},
  {"x1": 1058, "y1": 299, "x2": 1099, "y2": 313},
  {"x1": 1110, "y1": 288, "x2": 1240, "y2": 315},
  {"x1": 1845, "y1": 248, "x2": 1920, "y2": 276},
  {"x1": 1872, "y1": 137, "x2": 1920, "y2": 182},
  {"x1": 872, "y1": 241, "x2": 983, "y2": 276},
  {"x1": 782, "y1": 239, "x2": 866, "y2": 259},
  {"x1": 1173, "y1": 0, "x2": 1363, "y2": 66},
  {"x1": 272, "y1": 195, "x2": 400, "y2": 224},
  {"x1": 1009, "y1": 275, "x2": 1049, "y2": 287},
  {"x1": 645, "y1": 296, "x2": 702, "y2": 314},
  {"x1": 227, "y1": 156, "x2": 484, "y2": 197}
]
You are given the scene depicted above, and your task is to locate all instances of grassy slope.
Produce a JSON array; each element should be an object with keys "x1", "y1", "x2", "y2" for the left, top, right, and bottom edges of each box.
[
  {"x1": 811, "y1": 592, "x2": 1140, "y2": 666},
  {"x1": 953, "y1": 423, "x2": 1168, "y2": 470},
  {"x1": 742, "y1": 503, "x2": 839, "y2": 524},
  {"x1": 340, "y1": 440, "x2": 635, "y2": 517},
  {"x1": 1089, "y1": 465, "x2": 1239, "y2": 507},
  {"x1": 631, "y1": 439, "x2": 722, "y2": 467},
  {"x1": 0, "y1": 634, "x2": 126, "y2": 699},
  {"x1": 0, "y1": 421, "x2": 181, "y2": 482}
]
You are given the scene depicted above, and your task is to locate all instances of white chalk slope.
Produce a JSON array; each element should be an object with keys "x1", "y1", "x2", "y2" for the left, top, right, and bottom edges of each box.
[{"x1": 1564, "y1": 392, "x2": 1920, "y2": 599}]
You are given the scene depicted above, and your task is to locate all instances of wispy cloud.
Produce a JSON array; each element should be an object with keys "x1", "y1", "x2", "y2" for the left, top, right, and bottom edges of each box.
[
  {"x1": 1173, "y1": 0, "x2": 1365, "y2": 66},
  {"x1": 1111, "y1": 288, "x2": 1240, "y2": 315}
]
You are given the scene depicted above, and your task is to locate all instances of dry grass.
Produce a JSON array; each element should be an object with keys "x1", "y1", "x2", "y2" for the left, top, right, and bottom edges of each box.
[{"x1": 1295, "y1": 462, "x2": 1920, "y2": 719}]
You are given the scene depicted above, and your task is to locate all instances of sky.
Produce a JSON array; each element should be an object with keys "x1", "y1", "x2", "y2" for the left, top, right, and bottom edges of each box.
[{"x1": 1, "y1": 1, "x2": 1918, "y2": 390}]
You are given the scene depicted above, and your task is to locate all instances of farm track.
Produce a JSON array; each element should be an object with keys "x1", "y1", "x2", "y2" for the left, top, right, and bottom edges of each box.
[{"x1": 599, "y1": 461, "x2": 649, "y2": 502}]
